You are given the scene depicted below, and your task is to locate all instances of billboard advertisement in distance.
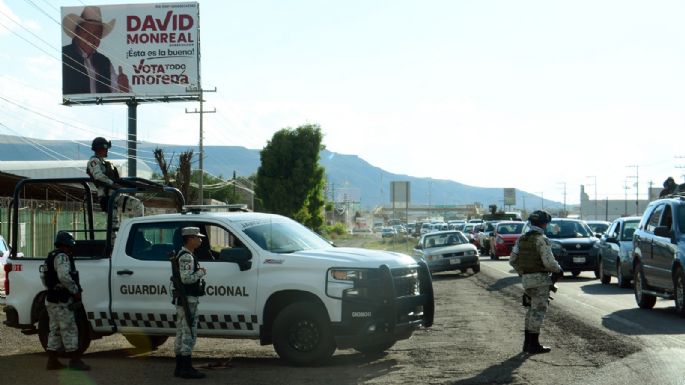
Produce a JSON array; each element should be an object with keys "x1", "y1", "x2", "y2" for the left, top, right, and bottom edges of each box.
[
  {"x1": 61, "y1": 2, "x2": 200, "y2": 103},
  {"x1": 503, "y1": 188, "x2": 516, "y2": 206}
]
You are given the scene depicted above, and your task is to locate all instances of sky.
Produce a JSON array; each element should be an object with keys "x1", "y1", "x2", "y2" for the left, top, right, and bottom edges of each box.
[{"x1": 1, "y1": 0, "x2": 685, "y2": 206}]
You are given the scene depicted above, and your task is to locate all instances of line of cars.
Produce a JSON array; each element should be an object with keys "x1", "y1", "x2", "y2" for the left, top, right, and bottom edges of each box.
[{"x1": 404, "y1": 215, "x2": 642, "y2": 286}]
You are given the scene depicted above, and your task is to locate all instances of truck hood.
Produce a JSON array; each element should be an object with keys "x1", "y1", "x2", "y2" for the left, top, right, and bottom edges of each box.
[{"x1": 289, "y1": 247, "x2": 416, "y2": 268}]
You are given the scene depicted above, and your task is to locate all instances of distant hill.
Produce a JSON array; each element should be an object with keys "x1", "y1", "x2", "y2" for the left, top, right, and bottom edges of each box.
[{"x1": 0, "y1": 134, "x2": 559, "y2": 210}]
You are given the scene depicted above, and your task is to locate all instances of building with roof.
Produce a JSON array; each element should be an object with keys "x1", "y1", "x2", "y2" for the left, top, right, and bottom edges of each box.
[{"x1": 0, "y1": 159, "x2": 153, "y2": 180}]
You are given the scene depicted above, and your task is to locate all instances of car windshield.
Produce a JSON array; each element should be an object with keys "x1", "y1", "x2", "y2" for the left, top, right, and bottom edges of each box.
[
  {"x1": 620, "y1": 221, "x2": 639, "y2": 241},
  {"x1": 422, "y1": 232, "x2": 468, "y2": 248},
  {"x1": 497, "y1": 223, "x2": 524, "y2": 235},
  {"x1": 588, "y1": 223, "x2": 609, "y2": 233},
  {"x1": 243, "y1": 221, "x2": 332, "y2": 253},
  {"x1": 545, "y1": 220, "x2": 592, "y2": 238}
]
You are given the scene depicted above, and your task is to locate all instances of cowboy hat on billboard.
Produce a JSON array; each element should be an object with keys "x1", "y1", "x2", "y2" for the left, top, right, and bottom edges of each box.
[{"x1": 62, "y1": 6, "x2": 116, "y2": 39}]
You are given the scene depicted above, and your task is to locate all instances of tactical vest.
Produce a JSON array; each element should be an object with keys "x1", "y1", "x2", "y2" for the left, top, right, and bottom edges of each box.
[
  {"x1": 175, "y1": 250, "x2": 205, "y2": 297},
  {"x1": 517, "y1": 232, "x2": 547, "y2": 274},
  {"x1": 44, "y1": 250, "x2": 78, "y2": 303},
  {"x1": 86, "y1": 157, "x2": 120, "y2": 189}
]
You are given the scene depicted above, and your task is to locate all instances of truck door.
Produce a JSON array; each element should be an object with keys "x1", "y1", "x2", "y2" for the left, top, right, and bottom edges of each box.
[
  {"x1": 109, "y1": 222, "x2": 182, "y2": 334},
  {"x1": 192, "y1": 222, "x2": 260, "y2": 337},
  {"x1": 110, "y1": 221, "x2": 260, "y2": 337},
  {"x1": 637, "y1": 204, "x2": 662, "y2": 285},
  {"x1": 652, "y1": 205, "x2": 676, "y2": 288}
]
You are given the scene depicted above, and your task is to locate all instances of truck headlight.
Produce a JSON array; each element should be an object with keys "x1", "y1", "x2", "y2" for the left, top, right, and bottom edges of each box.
[
  {"x1": 327, "y1": 268, "x2": 369, "y2": 298},
  {"x1": 330, "y1": 269, "x2": 365, "y2": 281}
]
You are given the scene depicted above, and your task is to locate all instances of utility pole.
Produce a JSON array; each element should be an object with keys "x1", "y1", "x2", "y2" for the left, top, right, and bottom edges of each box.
[
  {"x1": 557, "y1": 182, "x2": 567, "y2": 217},
  {"x1": 627, "y1": 165, "x2": 639, "y2": 215},
  {"x1": 586, "y1": 176, "x2": 597, "y2": 220},
  {"x1": 623, "y1": 180, "x2": 629, "y2": 216},
  {"x1": 536, "y1": 192, "x2": 544, "y2": 210},
  {"x1": 185, "y1": 86, "x2": 216, "y2": 204}
]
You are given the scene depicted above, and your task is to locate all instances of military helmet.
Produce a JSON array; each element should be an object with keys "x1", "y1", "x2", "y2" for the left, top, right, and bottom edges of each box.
[
  {"x1": 54, "y1": 231, "x2": 76, "y2": 247},
  {"x1": 528, "y1": 210, "x2": 552, "y2": 226},
  {"x1": 91, "y1": 137, "x2": 111, "y2": 151}
]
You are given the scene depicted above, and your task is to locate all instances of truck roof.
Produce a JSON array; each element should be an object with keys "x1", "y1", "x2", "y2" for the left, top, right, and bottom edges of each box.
[{"x1": 132, "y1": 210, "x2": 290, "y2": 226}]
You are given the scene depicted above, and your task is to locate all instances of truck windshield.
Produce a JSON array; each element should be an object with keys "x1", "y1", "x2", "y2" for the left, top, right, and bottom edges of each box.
[{"x1": 243, "y1": 221, "x2": 332, "y2": 253}]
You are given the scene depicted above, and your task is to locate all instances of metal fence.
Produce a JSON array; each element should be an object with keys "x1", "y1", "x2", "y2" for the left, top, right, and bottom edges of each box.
[{"x1": 0, "y1": 197, "x2": 107, "y2": 259}]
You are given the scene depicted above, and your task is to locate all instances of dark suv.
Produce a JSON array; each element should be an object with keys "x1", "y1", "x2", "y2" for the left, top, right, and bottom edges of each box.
[
  {"x1": 524, "y1": 218, "x2": 600, "y2": 278},
  {"x1": 632, "y1": 196, "x2": 685, "y2": 314}
]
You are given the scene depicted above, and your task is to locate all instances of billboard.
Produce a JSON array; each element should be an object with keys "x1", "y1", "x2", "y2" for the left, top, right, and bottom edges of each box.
[
  {"x1": 503, "y1": 188, "x2": 516, "y2": 206},
  {"x1": 391, "y1": 181, "x2": 410, "y2": 204},
  {"x1": 61, "y1": 3, "x2": 200, "y2": 102}
]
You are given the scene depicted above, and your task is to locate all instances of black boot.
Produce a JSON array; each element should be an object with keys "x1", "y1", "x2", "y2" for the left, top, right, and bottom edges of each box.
[
  {"x1": 526, "y1": 332, "x2": 551, "y2": 354},
  {"x1": 46, "y1": 351, "x2": 66, "y2": 370},
  {"x1": 522, "y1": 330, "x2": 531, "y2": 353},
  {"x1": 178, "y1": 355, "x2": 205, "y2": 379},
  {"x1": 68, "y1": 352, "x2": 91, "y2": 371},
  {"x1": 174, "y1": 355, "x2": 182, "y2": 377}
]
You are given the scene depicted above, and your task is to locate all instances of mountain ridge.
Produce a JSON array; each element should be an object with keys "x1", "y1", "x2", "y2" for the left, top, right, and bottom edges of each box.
[{"x1": 0, "y1": 134, "x2": 559, "y2": 210}]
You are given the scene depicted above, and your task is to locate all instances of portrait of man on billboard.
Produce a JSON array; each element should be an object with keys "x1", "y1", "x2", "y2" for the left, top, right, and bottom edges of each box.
[{"x1": 62, "y1": 6, "x2": 130, "y2": 95}]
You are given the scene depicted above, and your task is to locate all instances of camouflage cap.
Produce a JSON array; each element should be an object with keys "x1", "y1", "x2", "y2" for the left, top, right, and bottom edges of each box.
[{"x1": 181, "y1": 227, "x2": 205, "y2": 237}]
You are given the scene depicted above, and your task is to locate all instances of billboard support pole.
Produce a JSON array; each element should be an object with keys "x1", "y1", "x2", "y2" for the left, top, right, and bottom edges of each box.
[{"x1": 127, "y1": 98, "x2": 138, "y2": 177}]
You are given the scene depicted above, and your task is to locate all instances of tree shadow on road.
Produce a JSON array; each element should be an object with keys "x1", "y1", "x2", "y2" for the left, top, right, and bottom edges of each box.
[{"x1": 449, "y1": 352, "x2": 529, "y2": 384}]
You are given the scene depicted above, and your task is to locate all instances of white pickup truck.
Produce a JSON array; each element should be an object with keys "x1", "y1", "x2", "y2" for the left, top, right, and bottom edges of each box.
[{"x1": 3, "y1": 177, "x2": 434, "y2": 366}]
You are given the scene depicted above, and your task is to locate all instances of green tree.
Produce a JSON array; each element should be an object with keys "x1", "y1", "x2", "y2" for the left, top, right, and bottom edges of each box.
[{"x1": 255, "y1": 124, "x2": 326, "y2": 231}]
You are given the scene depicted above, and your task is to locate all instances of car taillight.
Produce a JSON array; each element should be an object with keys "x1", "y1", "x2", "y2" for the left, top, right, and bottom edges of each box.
[{"x1": 4, "y1": 263, "x2": 11, "y2": 295}]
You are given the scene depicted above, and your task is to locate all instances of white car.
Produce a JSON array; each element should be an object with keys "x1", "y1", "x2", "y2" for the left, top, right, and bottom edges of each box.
[{"x1": 413, "y1": 231, "x2": 480, "y2": 274}]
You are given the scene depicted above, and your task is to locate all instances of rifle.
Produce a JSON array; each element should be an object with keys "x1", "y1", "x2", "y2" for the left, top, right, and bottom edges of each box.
[
  {"x1": 522, "y1": 271, "x2": 561, "y2": 307},
  {"x1": 170, "y1": 251, "x2": 195, "y2": 338}
]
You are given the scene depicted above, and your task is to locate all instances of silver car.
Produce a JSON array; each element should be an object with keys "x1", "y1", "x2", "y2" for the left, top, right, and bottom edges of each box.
[
  {"x1": 597, "y1": 217, "x2": 641, "y2": 288},
  {"x1": 412, "y1": 230, "x2": 479, "y2": 274}
]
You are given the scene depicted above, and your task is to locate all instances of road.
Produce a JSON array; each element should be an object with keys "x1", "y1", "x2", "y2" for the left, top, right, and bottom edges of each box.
[
  {"x1": 2, "y1": 244, "x2": 685, "y2": 384},
  {"x1": 482, "y1": 257, "x2": 685, "y2": 385}
]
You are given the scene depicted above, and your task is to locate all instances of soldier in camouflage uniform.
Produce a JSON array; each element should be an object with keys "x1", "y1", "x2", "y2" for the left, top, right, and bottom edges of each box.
[
  {"x1": 86, "y1": 137, "x2": 144, "y2": 230},
  {"x1": 173, "y1": 227, "x2": 207, "y2": 379},
  {"x1": 43, "y1": 231, "x2": 90, "y2": 371},
  {"x1": 509, "y1": 210, "x2": 562, "y2": 354}
]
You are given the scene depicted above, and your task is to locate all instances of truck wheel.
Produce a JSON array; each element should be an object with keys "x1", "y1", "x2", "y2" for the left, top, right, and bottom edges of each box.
[
  {"x1": 599, "y1": 259, "x2": 611, "y2": 285},
  {"x1": 272, "y1": 302, "x2": 336, "y2": 366},
  {"x1": 38, "y1": 306, "x2": 91, "y2": 356},
  {"x1": 123, "y1": 334, "x2": 169, "y2": 351},
  {"x1": 674, "y1": 268, "x2": 685, "y2": 317},
  {"x1": 634, "y1": 262, "x2": 656, "y2": 309},
  {"x1": 571, "y1": 270, "x2": 581, "y2": 278},
  {"x1": 354, "y1": 340, "x2": 396, "y2": 355},
  {"x1": 471, "y1": 265, "x2": 480, "y2": 274}
]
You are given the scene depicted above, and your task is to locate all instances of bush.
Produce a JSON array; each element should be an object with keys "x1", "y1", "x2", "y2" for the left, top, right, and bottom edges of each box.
[{"x1": 323, "y1": 222, "x2": 347, "y2": 239}]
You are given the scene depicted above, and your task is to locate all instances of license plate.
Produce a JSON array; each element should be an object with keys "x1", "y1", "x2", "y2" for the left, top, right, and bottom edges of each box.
[
  {"x1": 450, "y1": 258, "x2": 461, "y2": 265},
  {"x1": 572, "y1": 257, "x2": 586, "y2": 263}
]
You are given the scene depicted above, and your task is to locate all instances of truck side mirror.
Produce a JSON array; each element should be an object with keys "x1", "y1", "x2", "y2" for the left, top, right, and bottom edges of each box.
[
  {"x1": 654, "y1": 226, "x2": 672, "y2": 239},
  {"x1": 219, "y1": 247, "x2": 253, "y2": 271}
]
